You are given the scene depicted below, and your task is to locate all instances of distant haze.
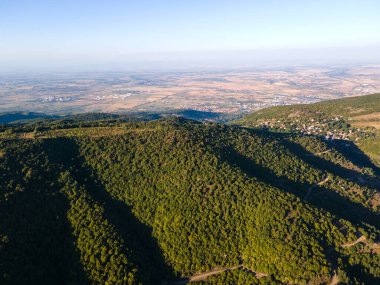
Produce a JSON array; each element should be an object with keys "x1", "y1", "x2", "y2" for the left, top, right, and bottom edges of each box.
[{"x1": 1, "y1": 0, "x2": 380, "y2": 72}]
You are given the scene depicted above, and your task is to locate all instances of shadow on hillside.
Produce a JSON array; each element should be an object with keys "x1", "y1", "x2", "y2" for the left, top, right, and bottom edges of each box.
[
  {"x1": 42, "y1": 138, "x2": 175, "y2": 284},
  {"x1": 254, "y1": 130, "x2": 380, "y2": 189},
  {"x1": 347, "y1": 263, "x2": 380, "y2": 284},
  {"x1": 0, "y1": 144, "x2": 89, "y2": 285},
  {"x1": 218, "y1": 145, "x2": 380, "y2": 228},
  {"x1": 332, "y1": 139, "x2": 380, "y2": 176}
]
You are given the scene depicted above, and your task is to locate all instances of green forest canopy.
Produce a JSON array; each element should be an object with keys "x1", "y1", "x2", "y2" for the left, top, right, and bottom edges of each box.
[{"x1": 1, "y1": 108, "x2": 379, "y2": 284}]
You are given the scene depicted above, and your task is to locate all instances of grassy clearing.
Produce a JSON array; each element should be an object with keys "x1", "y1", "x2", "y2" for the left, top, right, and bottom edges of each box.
[{"x1": 357, "y1": 130, "x2": 380, "y2": 167}]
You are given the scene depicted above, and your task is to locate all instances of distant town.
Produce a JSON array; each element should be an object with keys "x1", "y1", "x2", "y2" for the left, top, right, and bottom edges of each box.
[{"x1": 1, "y1": 64, "x2": 380, "y2": 115}]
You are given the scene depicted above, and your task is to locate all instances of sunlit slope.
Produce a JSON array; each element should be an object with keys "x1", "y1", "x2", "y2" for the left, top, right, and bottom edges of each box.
[
  {"x1": 0, "y1": 119, "x2": 379, "y2": 284},
  {"x1": 238, "y1": 93, "x2": 380, "y2": 123},
  {"x1": 236, "y1": 92, "x2": 380, "y2": 174}
]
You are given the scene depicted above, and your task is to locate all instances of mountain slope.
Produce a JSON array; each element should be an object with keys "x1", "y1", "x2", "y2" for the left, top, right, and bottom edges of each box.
[
  {"x1": 238, "y1": 93, "x2": 380, "y2": 122},
  {"x1": 236, "y1": 93, "x2": 380, "y2": 169},
  {"x1": 0, "y1": 118, "x2": 379, "y2": 284}
]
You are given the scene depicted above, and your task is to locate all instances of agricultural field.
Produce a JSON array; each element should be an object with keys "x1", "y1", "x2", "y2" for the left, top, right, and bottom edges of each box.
[{"x1": 1, "y1": 65, "x2": 380, "y2": 115}]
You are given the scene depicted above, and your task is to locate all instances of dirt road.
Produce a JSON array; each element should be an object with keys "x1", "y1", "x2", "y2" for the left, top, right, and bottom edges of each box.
[
  {"x1": 342, "y1": 235, "x2": 380, "y2": 253},
  {"x1": 304, "y1": 175, "x2": 330, "y2": 200},
  {"x1": 170, "y1": 265, "x2": 267, "y2": 284},
  {"x1": 342, "y1": 235, "x2": 367, "y2": 247}
]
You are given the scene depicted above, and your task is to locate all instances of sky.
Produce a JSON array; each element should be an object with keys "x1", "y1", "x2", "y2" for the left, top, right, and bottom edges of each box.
[{"x1": 1, "y1": 0, "x2": 380, "y2": 72}]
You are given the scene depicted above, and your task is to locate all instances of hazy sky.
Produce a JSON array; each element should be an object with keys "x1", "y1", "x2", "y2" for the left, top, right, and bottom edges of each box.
[{"x1": 1, "y1": 0, "x2": 380, "y2": 71}]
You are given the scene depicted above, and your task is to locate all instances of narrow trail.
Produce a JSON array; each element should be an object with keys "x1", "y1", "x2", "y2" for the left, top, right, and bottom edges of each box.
[
  {"x1": 342, "y1": 235, "x2": 367, "y2": 247},
  {"x1": 168, "y1": 235, "x2": 378, "y2": 285},
  {"x1": 306, "y1": 150, "x2": 331, "y2": 156},
  {"x1": 304, "y1": 175, "x2": 330, "y2": 200},
  {"x1": 170, "y1": 266, "x2": 242, "y2": 284},
  {"x1": 188, "y1": 265, "x2": 242, "y2": 282},
  {"x1": 170, "y1": 265, "x2": 267, "y2": 284},
  {"x1": 342, "y1": 235, "x2": 380, "y2": 253}
]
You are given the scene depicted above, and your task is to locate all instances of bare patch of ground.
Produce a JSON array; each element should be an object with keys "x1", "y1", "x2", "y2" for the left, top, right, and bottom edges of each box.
[
  {"x1": 287, "y1": 110, "x2": 304, "y2": 118},
  {"x1": 351, "y1": 112, "x2": 380, "y2": 121},
  {"x1": 328, "y1": 273, "x2": 340, "y2": 285},
  {"x1": 351, "y1": 121, "x2": 380, "y2": 129}
]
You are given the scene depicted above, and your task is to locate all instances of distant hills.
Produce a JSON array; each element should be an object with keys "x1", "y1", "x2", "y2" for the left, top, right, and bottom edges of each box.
[
  {"x1": 0, "y1": 112, "x2": 56, "y2": 124},
  {"x1": 0, "y1": 94, "x2": 379, "y2": 284},
  {"x1": 0, "y1": 109, "x2": 235, "y2": 125},
  {"x1": 237, "y1": 93, "x2": 380, "y2": 128}
]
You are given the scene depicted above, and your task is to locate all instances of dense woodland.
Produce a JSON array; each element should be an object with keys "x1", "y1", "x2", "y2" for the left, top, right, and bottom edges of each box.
[{"x1": 1, "y1": 107, "x2": 380, "y2": 284}]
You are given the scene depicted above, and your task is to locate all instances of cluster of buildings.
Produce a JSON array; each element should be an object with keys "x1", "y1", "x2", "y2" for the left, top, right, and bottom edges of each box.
[
  {"x1": 39, "y1": 96, "x2": 74, "y2": 103},
  {"x1": 256, "y1": 116, "x2": 369, "y2": 141}
]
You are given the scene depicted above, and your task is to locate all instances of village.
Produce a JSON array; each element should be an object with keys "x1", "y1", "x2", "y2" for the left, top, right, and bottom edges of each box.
[{"x1": 254, "y1": 116, "x2": 373, "y2": 141}]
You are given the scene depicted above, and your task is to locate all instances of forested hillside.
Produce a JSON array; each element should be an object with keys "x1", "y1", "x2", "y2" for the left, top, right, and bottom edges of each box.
[
  {"x1": 236, "y1": 93, "x2": 380, "y2": 169},
  {"x1": 0, "y1": 117, "x2": 379, "y2": 284}
]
